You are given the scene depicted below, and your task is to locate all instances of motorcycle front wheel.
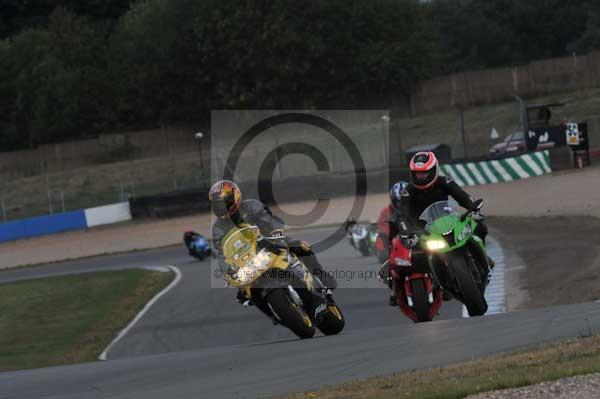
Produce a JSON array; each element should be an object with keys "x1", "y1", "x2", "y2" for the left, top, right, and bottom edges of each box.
[
  {"x1": 267, "y1": 289, "x2": 316, "y2": 339},
  {"x1": 450, "y1": 255, "x2": 487, "y2": 316},
  {"x1": 411, "y1": 279, "x2": 432, "y2": 322}
]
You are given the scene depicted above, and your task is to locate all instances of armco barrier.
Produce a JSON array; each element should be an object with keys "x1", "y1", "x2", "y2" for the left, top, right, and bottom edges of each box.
[
  {"x1": 0, "y1": 211, "x2": 87, "y2": 243},
  {"x1": 129, "y1": 167, "x2": 405, "y2": 220},
  {"x1": 0, "y1": 202, "x2": 132, "y2": 244},
  {"x1": 440, "y1": 151, "x2": 551, "y2": 186}
]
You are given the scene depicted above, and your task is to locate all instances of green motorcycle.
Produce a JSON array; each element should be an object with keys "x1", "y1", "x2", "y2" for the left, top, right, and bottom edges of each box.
[{"x1": 416, "y1": 199, "x2": 490, "y2": 317}]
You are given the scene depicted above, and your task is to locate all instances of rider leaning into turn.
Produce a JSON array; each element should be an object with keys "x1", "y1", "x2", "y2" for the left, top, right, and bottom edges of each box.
[
  {"x1": 399, "y1": 151, "x2": 493, "y2": 267},
  {"x1": 209, "y1": 180, "x2": 337, "y2": 311}
]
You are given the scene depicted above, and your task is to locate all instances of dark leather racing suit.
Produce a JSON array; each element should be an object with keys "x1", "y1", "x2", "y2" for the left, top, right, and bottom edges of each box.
[{"x1": 399, "y1": 176, "x2": 488, "y2": 243}]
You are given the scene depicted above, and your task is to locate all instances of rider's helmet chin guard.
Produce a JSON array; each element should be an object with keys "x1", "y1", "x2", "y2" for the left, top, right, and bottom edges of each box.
[
  {"x1": 209, "y1": 180, "x2": 242, "y2": 220},
  {"x1": 389, "y1": 180, "x2": 408, "y2": 211},
  {"x1": 409, "y1": 151, "x2": 439, "y2": 190}
]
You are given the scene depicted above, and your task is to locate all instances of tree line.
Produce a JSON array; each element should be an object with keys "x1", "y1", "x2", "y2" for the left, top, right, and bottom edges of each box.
[{"x1": 2, "y1": 0, "x2": 600, "y2": 151}]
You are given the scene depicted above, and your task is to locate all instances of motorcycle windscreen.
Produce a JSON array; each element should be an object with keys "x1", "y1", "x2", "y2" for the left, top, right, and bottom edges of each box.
[
  {"x1": 221, "y1": 225, "x2": 260, "y2": 271},
  {"x1": 418, "y1": 200, "x2": 458, "y2": 229}
]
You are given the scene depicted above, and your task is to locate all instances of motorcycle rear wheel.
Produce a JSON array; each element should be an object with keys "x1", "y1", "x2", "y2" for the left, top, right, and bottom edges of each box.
[
  {"x1": 359, "y1": 243, "x2": 370, "y2": 256},
  {"x1": 267, "y1": 289, "x2": 316, "y2": 339},
  {"x1": 317, "y1": 305, "x2": 345, "y2": 335}
]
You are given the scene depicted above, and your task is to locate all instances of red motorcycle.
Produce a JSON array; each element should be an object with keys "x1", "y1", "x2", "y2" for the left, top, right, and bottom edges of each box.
[{"x1": 388, "y1": 235, "x2": 443, "y2": 322}]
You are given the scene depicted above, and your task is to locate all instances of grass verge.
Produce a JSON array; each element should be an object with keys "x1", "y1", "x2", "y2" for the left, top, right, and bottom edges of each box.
[
  {"x1": 284, "y1": 334, "x2": 600, "y2": 399},
  {"x1": 0, "y1": 269, "x2": 173, "y2": 371}
]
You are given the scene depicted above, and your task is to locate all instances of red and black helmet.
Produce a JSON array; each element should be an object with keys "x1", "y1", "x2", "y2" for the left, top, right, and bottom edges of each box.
[
  {"x1": 209, "y1": 180, "x2": 242, "y2": 219},
  {"x1": 409, "y1": 152, "x2": 439, "y2": 190}
]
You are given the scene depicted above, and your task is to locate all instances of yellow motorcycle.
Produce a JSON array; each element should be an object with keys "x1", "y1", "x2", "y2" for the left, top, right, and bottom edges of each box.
[{"x1": 222, "y1": 224, "x2": 345, "y2": 339}]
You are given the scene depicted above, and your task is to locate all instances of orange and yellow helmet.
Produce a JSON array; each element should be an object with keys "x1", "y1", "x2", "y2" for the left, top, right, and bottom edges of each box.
[{"x1": 208, "y1": 180, "x2": 242, "y2": 219}]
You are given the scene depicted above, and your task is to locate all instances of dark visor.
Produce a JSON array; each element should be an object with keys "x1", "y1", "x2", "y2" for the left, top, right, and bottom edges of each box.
[{"x1": 212, "y1": 201, "x2": 229, "y2": 217}]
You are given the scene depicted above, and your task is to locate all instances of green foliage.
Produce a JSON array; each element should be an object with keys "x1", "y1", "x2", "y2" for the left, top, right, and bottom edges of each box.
[
  {"x1": 2, "y1": 0, "x2": 600, "y2": 151},
  {"x1": 1, "y1": 8, "x2": 115, "y2": 150},
  {"x1": 0, "y1": 0, "x2": 131, "y2": 37},
  {"x1": 433, "y1": 0, "x2": 593, "y2": 71}
]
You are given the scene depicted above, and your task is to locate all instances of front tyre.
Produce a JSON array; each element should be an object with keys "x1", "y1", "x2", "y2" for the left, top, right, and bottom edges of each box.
[
  {"x1": 411, "y1": 279, "x2": 432, "y2": 322},
  {"x1": 450, "y1": 256, "x2": 487, "y2": 316},
  {"x1": 267, "y1": 289, "x2": 315, "y2": 339}
]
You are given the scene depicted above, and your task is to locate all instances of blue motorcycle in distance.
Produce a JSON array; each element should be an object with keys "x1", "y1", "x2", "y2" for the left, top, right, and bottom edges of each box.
[{"x1": 183, "y1": 231, "x2": 211, "y2": 260}]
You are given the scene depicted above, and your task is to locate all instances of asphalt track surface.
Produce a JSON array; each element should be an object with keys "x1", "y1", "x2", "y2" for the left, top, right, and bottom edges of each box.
[{"x1": 2, "y1": 227, "x2": 600, "y2": 398}]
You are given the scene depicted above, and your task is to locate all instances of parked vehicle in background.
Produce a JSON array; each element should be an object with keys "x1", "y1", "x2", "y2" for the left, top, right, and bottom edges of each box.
[
  {"x1": 489, "y1": 132, "x2": 526, "y2": 157},
  {"x1": 490, "y1": 129, "x2": 556, "y2": 158}
]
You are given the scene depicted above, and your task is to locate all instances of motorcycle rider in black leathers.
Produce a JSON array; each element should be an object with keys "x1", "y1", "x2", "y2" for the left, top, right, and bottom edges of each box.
[
  {"x1": 399, "y1": 152, "x2": 489, "y2": 244},
  {"x1": 209, "y1": 180, "x2": 337, "y2": 317},
  {"x1": 377, "y1": 180, "x2": 409, "y2": 306}
]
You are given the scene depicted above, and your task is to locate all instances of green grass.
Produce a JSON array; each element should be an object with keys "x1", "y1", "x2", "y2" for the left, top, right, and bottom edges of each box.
[
  {"x1": 284, "y1": 334, "x2": 600, "y2": 399},
  {"x1": 0, "y1": 269, "x2": 173, "y2": 371},
  {"x1": 1, "y1": 153, "x2": 209, "y2": 221}
]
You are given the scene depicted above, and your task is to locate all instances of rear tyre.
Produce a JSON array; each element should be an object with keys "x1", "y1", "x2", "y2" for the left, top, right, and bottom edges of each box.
[
  {"x1": 267, "y1": 290, "x2": 315, "y2": 339},
  {"x1": 451, "y1": 256, "x2": 487, "y2": 316},
  {"x1": 317, "y1": 305, "x2": 345, "y2": 335},
  {"x1": 411, "y1": 279, "x2": 432, "y2": 322}
]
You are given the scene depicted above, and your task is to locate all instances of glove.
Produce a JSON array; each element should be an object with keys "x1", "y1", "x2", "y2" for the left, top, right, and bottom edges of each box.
[
  {"x1": 236, "y1": 289, "x2": 253, "y2": 307},
  {"x1": 472, "y1": 212, "x2": 485, "y2": 222},
  {"x1": 399, "y1": 233, "x2": 420, "y2": 249}
]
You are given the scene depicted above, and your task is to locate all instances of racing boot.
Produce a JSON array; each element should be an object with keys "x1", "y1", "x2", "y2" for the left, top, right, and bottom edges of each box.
[{"x1": 323, "y1": 288, "x2": 336, "y2": 306}]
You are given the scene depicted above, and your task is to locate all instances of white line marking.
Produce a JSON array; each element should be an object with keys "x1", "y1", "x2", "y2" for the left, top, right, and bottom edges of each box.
[
  {"x1": 144, "y1": 266, "x2": 171, "y2": 273},
  {"x1": 522, "y1": 154, "x2": 544, "y2": 176},
  {"x1": 490, "y1": 160, "x2": 513, "y2": 182},
  {"x1": 480, "y1": 162, "x2": 499, "y2": 184},
  {"x1": 533, "y1": 151, "x2": 552, "y2": 173},
  {"x1": 505, "y1": 265, "x2": 527, "y2": 271},
  {"x1": 505, "y1": 158, "x2": 530, "y2": 179},
  {"x1": 442, "y1": 165, "x2": 465, "y2": 187},
  {"x1": 465, "y1": 163, "x2": 486, "y2": 185},
  {"x1": 98, "y1": 265, "x2": 182, "y2": 361},
  {"x1": 455, "y1": 164, "x2": 476, "y2": 186}
]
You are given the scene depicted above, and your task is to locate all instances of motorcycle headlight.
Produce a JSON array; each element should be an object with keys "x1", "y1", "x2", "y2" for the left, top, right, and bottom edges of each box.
[
  {"x1": 251, "y1": 250, "x2": 272, "y2": 270},
  {"x1": 234, "y1": 266, "x2": 254, "y2": 284},
  {"x1": 234, "y1": 250, "x2": 272, "y2": 284},
  {"x1": 425, "y1": 239, "x2": 448, "y2": 251}
]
